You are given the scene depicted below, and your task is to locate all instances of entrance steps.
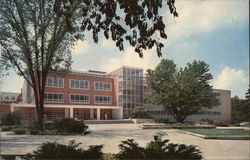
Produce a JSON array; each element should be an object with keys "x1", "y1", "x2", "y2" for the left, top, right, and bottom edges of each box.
[{"x1": 84, "y1": 119, "x2": 134, "y2": 124}]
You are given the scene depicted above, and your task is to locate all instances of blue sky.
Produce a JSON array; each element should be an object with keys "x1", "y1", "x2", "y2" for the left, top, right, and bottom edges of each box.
[{"x1": 0, "y1": 0, "x2": 249, "y2": 98}]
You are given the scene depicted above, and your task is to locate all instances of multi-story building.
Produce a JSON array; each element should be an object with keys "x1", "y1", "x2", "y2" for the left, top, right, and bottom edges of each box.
[
  {"x1": 1, "y1": 66, "x2": 231, "y2": 122},
  {"x1": 143, "y1": 88, "x2": 231, "y2": 122},
  {"x1": 12, "y1": 70, "x2": 123, "y2": 120}
]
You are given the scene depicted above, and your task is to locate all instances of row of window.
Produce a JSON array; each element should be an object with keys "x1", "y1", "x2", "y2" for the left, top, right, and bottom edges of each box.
[
  {"x1": 45, "y1": 77, "x2": 112, "y2": 91},
  {"x1": 44, "y1": 93, "x2": 112, "y2": 104}
]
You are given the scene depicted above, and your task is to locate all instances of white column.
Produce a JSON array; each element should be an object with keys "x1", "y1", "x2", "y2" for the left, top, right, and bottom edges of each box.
[
  {"x1": 90, "y1": 109, "x2": 94, "y2": 120},
  {"x1": 97, "y1": 108, "x2": 100, "y2": 120},
  {"x1": 65, "y1": 108, "x2": 69, "y2": 118},
  {"x1": 120, "y1": 108, "x2": 123, "y2": 120},
  {"x1": 10, "y1": 104, "x2": 15, "y2": 112},
  {"x1": 70, "y1": 107, "x2": 73, "y2": 118}
]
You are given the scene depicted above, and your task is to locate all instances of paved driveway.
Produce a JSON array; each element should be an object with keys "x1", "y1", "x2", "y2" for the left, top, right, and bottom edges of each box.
[{"x1": 0, "y1": 124, "x2": 249, "y2": 160}]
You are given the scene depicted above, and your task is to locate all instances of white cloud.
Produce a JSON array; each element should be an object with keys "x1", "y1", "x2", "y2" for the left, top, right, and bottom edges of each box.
[
  {"x1": 212, "y1": 66, "x2": 248, "y2": 98},
  {"x1": 71, "y1": 40, "x2": 91, "y2": 55},
  {"x1": 166, "y1": 0, "x2": 249, "y2": 40},
  {"x1": 100, "y1": 47, "x2": 161, "y2": 73},
  {"x1": 167, "y1": 41, "x2": 201, "y2": 67},
  {"x1": 1, "y1": 72, "x2": 23, "y2": 93},
  {"x1": 101, "y1": 39, "x2": 116, "y2": 49}
]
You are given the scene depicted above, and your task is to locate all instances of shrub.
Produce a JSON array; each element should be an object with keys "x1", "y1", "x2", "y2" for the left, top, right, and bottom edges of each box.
[
  {"x1": 24, "y1": 140, "x2": 103, "y2": 160},
  {"x1": 0, "y1": 111, "x2": 21, "y2": 125},
  {"x1": 1, "y1": 126, "x2": 14, "y2": 131},
  {"x1": 53, "y1": 118, "x2": 88, "y2": 133},
  {"x1": 131, "y1": 107, "x2": 151, "y2": 119},
  {"x1": 29, "y1": 129, "x2": 40, "y2": 135},
  {"x1": 154, "y1": 118, "x2": 169, "y2": 123},
  {"x1": 28, "y1": 120, "x2": 39, "y2": 129},
  {"x1": 198, "y1": 118, "x2": 214, "y2": 125},
  {"x1": 213, "y1": 121, "x2": 229, "y2": 127},
  {"x1": 44, "y1": 121, "x2": 54, "y2": 130},
  {"x1": 116, "y1": 136, "x2": 203, "y2": 160},
  {"x1": 13, "y1": 128, "x2": 27, "y2": 135}
]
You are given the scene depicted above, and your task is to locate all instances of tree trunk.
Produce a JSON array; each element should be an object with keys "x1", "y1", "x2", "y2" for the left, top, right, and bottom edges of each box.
[{"x1": 37, "y1": 108, "x2": 44, "y2": 131}]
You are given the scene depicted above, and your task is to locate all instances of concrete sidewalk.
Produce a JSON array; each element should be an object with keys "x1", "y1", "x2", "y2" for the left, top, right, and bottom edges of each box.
[{"x1": 0, "y1": 124, "x2": 249, "y2": 160}]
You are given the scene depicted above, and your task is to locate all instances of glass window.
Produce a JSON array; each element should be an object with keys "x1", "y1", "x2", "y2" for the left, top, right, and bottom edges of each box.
[
  {"x1": 44, "y1": 93, "x2": 64, "y2": 102},
  {"x1": 70, "y1": 79, "x2": 89, "y2": 89},
  {"x1": 94, "y1": 95, "x2": 112, "y2": 104},
  {"x1": 95, "y1": 82, "x2": 112, "y2": 91},
  {"x1": 46, "y1": 77, "x2": 64, "y2": 88},
  {"x1": 70, "y1": 94, "x2": 89, "y2": 103}
]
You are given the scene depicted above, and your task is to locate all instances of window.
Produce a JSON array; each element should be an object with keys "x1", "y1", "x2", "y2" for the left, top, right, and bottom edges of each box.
[
  {"x1": 46, "y1": 77, "x2": 64, "y2": 88},
  {"x1": 70, "y1": 94, "x2": 89, "y2": 104},
  {"x1": 95, "y1": 82, "x2": 112, "y2": 91},
  {"x1": 44, "y1": 93, "x2": 64, "y2": 102},
  {"x1": 95, "y1": 95, "x2": 112, "y2": 104},
  {"x1": 70, "y1": 79, "x2": 89, "y2": 89}
]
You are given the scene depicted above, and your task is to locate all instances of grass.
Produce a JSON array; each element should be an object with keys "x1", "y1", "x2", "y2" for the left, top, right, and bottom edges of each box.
[{"x1": 181, "y1": 128, "x2": 250, "y2": 136}]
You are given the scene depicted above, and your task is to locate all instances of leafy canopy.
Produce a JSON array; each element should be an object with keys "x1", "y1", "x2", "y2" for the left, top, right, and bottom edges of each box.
[
  {"x1": 146, "y1": 59, "x2": 217, "y2": 122},
  {"x1": 54, "y1": 0, "x2": 178, "y2": 57}
]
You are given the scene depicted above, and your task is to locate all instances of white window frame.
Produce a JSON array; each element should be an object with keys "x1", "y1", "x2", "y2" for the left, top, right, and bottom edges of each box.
[
  {"x1": 44, "y1": 92, "x2": 64, "y2": 103},
  {"x1": 69, "y1": 79, "x2": 89, "y2": 90},
  {"x1": 69, "y1": 94, "x2": 90, "y2": 104},
  {"x1": 94, "y1": 95, "x2": 112, "y2": 104},
  {"x1": 94, "y1": 81, "x2": 112, "y2": 91},
  {"x1": 45, "y1": 77, "x2": 64, "y2": 88}
]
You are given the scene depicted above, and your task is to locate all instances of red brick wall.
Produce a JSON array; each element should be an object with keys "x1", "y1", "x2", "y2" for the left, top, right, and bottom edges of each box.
[
  {"x1": 44, "y1": 74, "x2": 118, "y2": 106},
  {"x1": 0, "y1": 104, "x2": 11, "y2": 112}
]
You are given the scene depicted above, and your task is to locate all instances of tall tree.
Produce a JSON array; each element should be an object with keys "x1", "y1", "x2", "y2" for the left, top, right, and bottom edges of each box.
[
  {"x1": 231, "y1": 95, "x2": 250, "y2": 123},
  {"x1": 146, "y1": 59, "x2": 217, "y2": 122},
  {"x1": 0, "y1": 0, "x2": 178, "y2": 130},
  {"x1": 0, "y1": 0, "x2": 82, "y2": 130}
]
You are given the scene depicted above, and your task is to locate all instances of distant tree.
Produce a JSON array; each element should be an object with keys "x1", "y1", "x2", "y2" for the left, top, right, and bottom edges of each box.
[
  {"x1": 0, "y1": 0, "x2": 177, "y2": 130},
  {"x1": 131, "y1": 107, "x2": 151, "y2": 119},
  {"x1": 231, "y1": 95, "x2": 250, "y2": 123},
  {"x1": 146, "y1": 59, "x2": 217, "y2": 123}
]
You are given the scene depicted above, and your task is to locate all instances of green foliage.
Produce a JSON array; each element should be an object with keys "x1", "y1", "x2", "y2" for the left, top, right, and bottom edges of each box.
[
  {"x1": 25, "y1": 140, "x2": 103, "y2": 160},
  {"x1": 231, "y1": 96, "x2": 250, "y2": 123},
  {"x1": 213, "y1": 121, "x2": 229, "y2": 127},
  {"x1": 54, "y1": 0, "x2": 178, "y2": 58},
  {"x1": 0, "y1": 111, "x2": 21, "y2": 125},
  {"x1": 131, "y1": 107, "x2": 151, "y2": 119},
  {"x1": 29, "y1": 129, "x2": 40, "y2": 135},
  {"x1": 1, "y1": 126, "x2": 16, "y2": 131},
  {"x1": 146, "y1": 59, "x2": 217, "y2": 123},
  {"x1": 28, "y1": 119, "x2": 88, "y2": 134},
  {"x1": 53, "y1": 118, "x2": 88, "y2": 133},
  {"x1": 116, "y1": 136, "x2": 203, "y2": 160},
  {"x1": 13, "y1": 128, "x2": 27, "y2": 135},
  {"x1": 154, "y1": 118, "x2": 169, "y2": 123},
  {"x1": 116, "y1": 139, "x2": 145, "y2": 160},
  {"x1": 198, "y1": 118, "x2": 214, "y2": 125}
]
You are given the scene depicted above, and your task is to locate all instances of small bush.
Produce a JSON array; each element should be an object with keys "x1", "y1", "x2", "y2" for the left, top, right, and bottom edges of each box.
[
  {"x1": 28, "y1": 120, "x2": 39, "y2": 129},
  {"x1": 24, "y1": 140, "x2": 103, "y2": 160},
  {"x1": 44, "y1": 121, "x2": 54, "y2": 130},
  {"x1": 198, "y1": 118, "x2": 214, "y2": 125},
  {"x1": 1, "y1": 126, "x2": 14, "y2": 131},
  {"x1": 213, "y1": 121, "x2": 229, "y2": 127},
  {"x1": 29, "y1": 129, "x2": 40, "y2": 135},
  {"x1": 53, "y1": 118, "x2": 88, "y2": 133},
  {"x1": 0, "y1": 111, "x2": 21, "y2": 125},
  {"x1": 154, "y1": 118, "x2": 169, "y2": 123},
  {"x1": 131, "y1": 107, "x2": 151, "y2": 119},
  {"x1": 116, "y1": 136, "x2": 203, "y2": 160},
  {"x1": 13, "y1": 128, "x2": 27, "y2": 135}
]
